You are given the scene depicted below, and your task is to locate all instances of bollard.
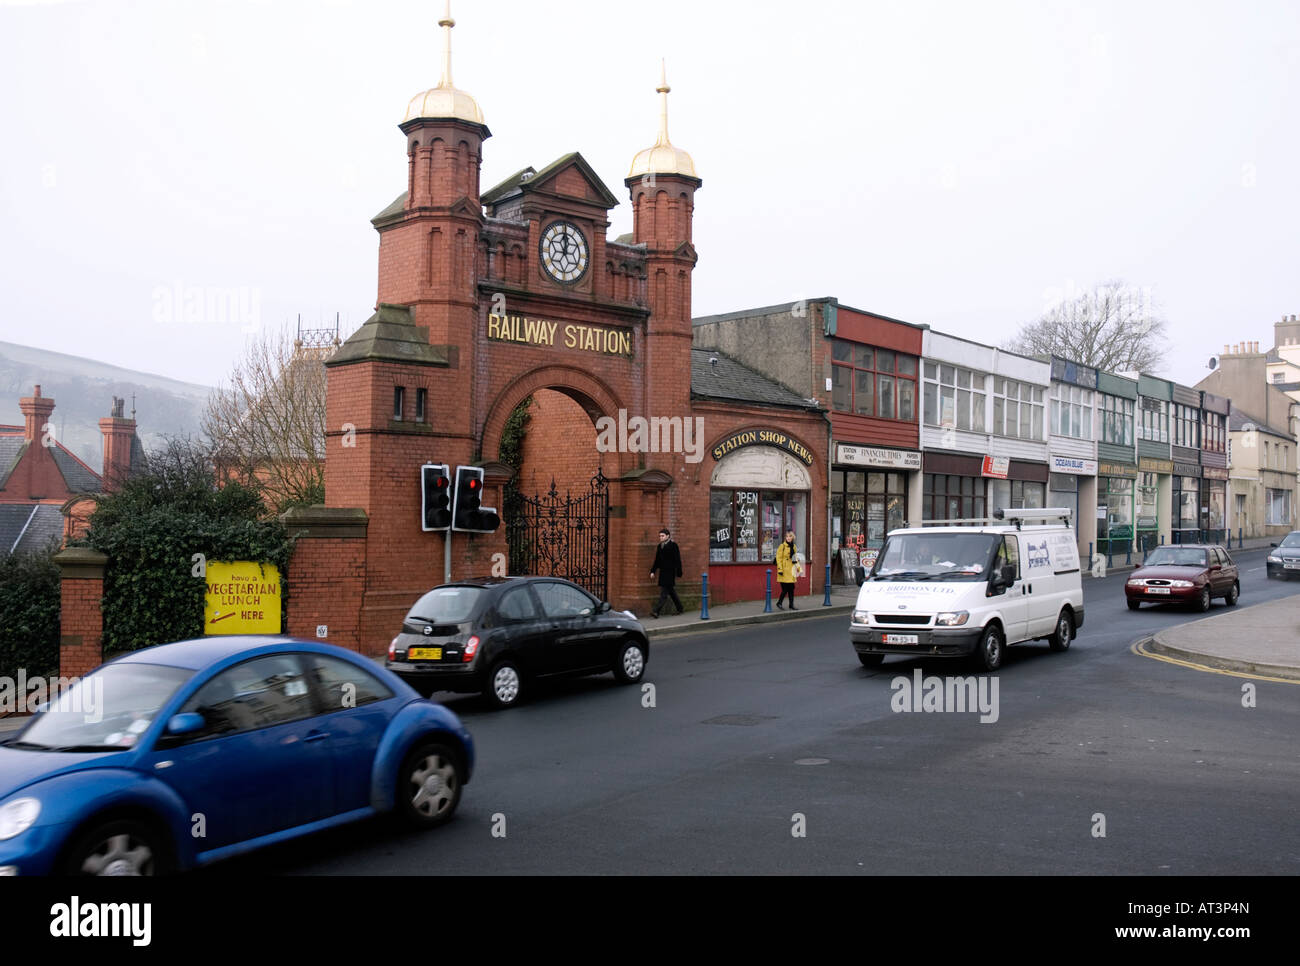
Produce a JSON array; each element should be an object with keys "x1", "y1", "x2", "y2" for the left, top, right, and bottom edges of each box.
[
  {"x1": 764, "y1": 569, "x2": 773, "y2": 613},
  {"x1": 1126, "y1": 540, "x2": 1132, "y2": 565},
  {"x1": 1107, "y1": 541, "x2": 1113, "y2": 570},
  {"x1": 700, "y1": 573, "x2": 710, "y2": 621},
  {"x1": 1237, "y1": 527, "x2": 1242, "y2": 549},
  {"x1": 823, "y1": 563, "x2": 833, "y2": 606},
  {"x1": 1088, "y1": 542, "x2": 1093, "y2": 568}
]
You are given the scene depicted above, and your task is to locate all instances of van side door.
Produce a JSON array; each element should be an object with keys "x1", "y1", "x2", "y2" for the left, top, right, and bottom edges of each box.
[{"x1": 993, "y1": 535, "x2": 1029, "y2": 643}]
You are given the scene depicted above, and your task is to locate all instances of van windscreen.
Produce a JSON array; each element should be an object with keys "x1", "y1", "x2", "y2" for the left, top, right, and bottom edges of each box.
[{"x1": 871, "y1": 532, "x2": 1000, "y2": 580}]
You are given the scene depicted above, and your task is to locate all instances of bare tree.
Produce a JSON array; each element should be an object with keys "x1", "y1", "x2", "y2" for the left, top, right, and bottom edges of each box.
[
  {"x1": 1004, "y1": 279, "x2": 1169, "y2": 373},
  {"x1": 202, "y1": 325, "x2": 328, "y2": 511}
]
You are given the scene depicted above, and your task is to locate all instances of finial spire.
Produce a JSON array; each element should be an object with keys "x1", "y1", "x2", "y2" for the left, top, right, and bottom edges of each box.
[
  {"x1": 439, "y1": 0, "x2": 455, "y2": 89},
  {"x1": 656, "y1": 59, "x2": 671, "y2": 146}
]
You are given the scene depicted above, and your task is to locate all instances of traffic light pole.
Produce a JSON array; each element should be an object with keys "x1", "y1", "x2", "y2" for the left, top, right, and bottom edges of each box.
[{"x1": 445, "y1": 531, "x2": 452, "y2": 584}]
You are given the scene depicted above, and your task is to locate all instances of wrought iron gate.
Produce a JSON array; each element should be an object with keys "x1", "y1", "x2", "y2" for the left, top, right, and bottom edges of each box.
[{"x1": 506, "y1": 470, "x2": 609, "y2": 601}]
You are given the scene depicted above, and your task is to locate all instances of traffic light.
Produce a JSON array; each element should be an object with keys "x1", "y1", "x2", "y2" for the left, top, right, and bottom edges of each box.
[
  {"x1": 452, "y1": 465, "x2": 500, "y2": 533},
  {"x1": 421, "y1": 463, "x2": 452, "y2": 531}
]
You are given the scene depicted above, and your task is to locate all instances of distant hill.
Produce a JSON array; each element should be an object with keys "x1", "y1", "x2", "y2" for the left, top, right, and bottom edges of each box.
[{"x1": 0, "y1": 342, "x2": 210, "y2": 471}]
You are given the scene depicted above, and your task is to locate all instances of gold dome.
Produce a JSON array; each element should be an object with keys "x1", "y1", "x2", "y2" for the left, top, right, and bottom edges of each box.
[
  {"x1": 627, "y1": 62, "x2": 697, "y2": 180},
  {"x1": 402, "y1": 2, "x2": 485, "y2": 126}
]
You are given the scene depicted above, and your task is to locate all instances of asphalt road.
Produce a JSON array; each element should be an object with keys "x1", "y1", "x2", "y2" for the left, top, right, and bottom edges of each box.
[{"x1": 214, "y1": 547, "x2": 1300, "y2": 875}]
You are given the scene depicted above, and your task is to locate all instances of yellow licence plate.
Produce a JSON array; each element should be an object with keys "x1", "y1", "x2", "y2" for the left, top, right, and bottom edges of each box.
[{"x1": 408, "y1": 647, "x2": 442, "y2": 661}]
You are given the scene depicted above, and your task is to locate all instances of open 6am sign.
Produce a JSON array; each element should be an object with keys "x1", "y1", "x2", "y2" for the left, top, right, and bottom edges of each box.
[{"x1": 204, "y1": 561, "x2": 283, "y2": 635}]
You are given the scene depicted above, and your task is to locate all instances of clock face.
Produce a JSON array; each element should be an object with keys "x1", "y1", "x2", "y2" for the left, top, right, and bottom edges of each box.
[{"x1": 539, "y1": 221, "x2": 589, "y2": 284}]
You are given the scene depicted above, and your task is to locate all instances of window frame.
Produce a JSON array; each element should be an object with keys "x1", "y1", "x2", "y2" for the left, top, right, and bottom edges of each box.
[{"x1": 831, "y1": 339, "x2": 919, "y2": 420}]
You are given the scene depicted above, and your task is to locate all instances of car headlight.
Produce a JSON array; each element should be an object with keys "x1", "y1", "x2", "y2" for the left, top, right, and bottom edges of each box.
[
  {"x1": 851, "y1": 610, "x2": 870, "y2": 624},
  {"x1": 1267, "y1": 555, "x2": 1281, "y2": 563},
  {"x1": 0, "y1": 799, "x2": 40, "y2": 840},
  {"x1": 1169, "y1": 580, "x2": 1194, "y2": 588},
  {"x1": 935, "y1": 611, "x2": 970, "y2": 626},
  {"x1": 1126, "y1": 578, "x2": 1142, "y2": 585}
]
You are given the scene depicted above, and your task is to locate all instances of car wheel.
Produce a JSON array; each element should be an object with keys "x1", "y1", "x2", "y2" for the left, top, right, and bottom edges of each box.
[
  {"x1": 61, "y1": 819, "x2": 171, "y2": 876},
  {"x1": 1126, "y1": 599, "x2": 1141, "y2": 611},
  {"x1": 396, "y1": 742, "x2": 463, "y2": 828},
  {"x1": 975, "y1": 624, "x2": 1003, "y2": 672},
  {"x1": 1225, "y1": 581, "x2": 1239, "y2": 606},
  {"x1": 613, "y1": 639, "x2": 647, "y2": 684},
  {"x1": 485, "y1": 659, "x2": 523, "y2": 709},
  {"x1": 1195, "y1": 586, "x2": 1212, "y2": 612},
  {"x1": 1049, "y1": 609, "x2": 1073, "y2": 652},
  {"x1": 858, "y1": 653, "x2": 884, "y2": 668}
]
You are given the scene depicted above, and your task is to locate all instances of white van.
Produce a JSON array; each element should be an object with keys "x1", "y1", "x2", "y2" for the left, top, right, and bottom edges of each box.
[{"x1": 849, "y1": 508, "x2": 1084, "y2": 672}]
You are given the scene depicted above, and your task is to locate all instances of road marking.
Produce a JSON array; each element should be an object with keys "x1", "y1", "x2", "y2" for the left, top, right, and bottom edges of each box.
[{"x1": 1131, "y1": 640, "x2": 1300, "y2": 685}]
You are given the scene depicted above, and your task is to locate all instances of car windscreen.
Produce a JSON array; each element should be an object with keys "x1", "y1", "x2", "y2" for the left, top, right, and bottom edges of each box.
[
  {"x1": 1280, "y1": 533, "x2": 1300, "y2": 549},
  {"x1": 1143, "y1": 548, "x2": 1208, "y2": 567},
  {"x1": 13, "y1": 663, "x2": 194, "y2": 752},
  {"x1": 871, "y1": 532, "x2": 1000, "y2": 580},
  {"x1": 406, "y1": 586, "x2": 485, "y2": 623}
]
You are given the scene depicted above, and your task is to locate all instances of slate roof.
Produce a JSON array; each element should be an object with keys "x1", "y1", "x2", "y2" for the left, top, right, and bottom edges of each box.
[
  {"x1": 0, "y1": 503, "x2": 63, "y2": 556},
  {"x1": 50, "y1": 447, "x2": 102, "y2": 493},
  {"x1": 1228, "y1": 407, "x2": 1291, "y2": 440},
  {"x1": 0, "y1": 437, "x2": 25, "y2": 489},
  {"x1": 0, "y1": 431, "x2": 103, "y2": 494},
  {"x1": 690, "y1": 349, "x2": 820, "y2": 410},
  {"x1": 325, "y1": 303, "x2": 451, "y2": 369}
]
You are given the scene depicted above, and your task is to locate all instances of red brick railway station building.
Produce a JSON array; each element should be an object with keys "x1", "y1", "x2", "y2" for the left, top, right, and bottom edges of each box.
[
  {"x1": 55, "y1": 9, "x2": 830, "y2": 670},
  {"x1": 275, "y1": 12, "x2": 828, "y2": 658}
]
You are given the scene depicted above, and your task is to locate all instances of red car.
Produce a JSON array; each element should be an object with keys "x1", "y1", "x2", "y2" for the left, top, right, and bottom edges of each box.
[{"x1": 1125, "y1": 545, "x2": 1239, "y2": 612}]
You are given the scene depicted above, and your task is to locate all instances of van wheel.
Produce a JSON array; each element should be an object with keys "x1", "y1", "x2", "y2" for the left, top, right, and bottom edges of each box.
[
  {"x1": 975, "y1": 625, "x2": 1003, "y2": 672},
  {"x1": 1049, "y1": 610, "x2": 1073, "y2": 652},
  {"x1": 857, "y1": 653, "x2": 884, "y2": 668}
]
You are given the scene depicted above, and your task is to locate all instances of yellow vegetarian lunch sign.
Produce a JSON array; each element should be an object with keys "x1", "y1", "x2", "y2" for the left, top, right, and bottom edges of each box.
[{"x1": 204, "y1": 561, "x2": 282, "y2": 635}]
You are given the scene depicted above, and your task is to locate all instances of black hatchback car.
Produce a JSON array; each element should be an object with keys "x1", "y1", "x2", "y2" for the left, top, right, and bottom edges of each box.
[{"x1": 385, "y1": 577, "x2": 649, "y2": 709}]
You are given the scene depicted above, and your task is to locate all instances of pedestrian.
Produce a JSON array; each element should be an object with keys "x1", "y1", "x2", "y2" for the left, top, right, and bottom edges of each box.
[
  {"x1": 649, "y1": 527, "x2": 684, "y2": 618},
  {"x1": 775, "y1": 530, "x2": 799, "y2": 609}
]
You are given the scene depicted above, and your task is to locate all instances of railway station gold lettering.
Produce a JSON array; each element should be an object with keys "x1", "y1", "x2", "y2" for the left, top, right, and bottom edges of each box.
[{"x1": 487, "y1": 313, "x2": 632, "y2": 356}]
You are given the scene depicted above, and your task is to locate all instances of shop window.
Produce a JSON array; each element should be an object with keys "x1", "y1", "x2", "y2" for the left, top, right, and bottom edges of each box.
[
  {"x1": 989, "y1": 479, "x2": 1046, "y2": 512},
  {"x1": 923, "y1": 473, "x2": 985, "y2": 523},
  {"x1": 1100, "y1": 394, "x2": 1134, "y2": 446},
  {"x1": 832, "y1": 339, "x2": 918, "y2": 419},
  {"x1": 1051, "y1": 384, "x2": 1093, "y2": 440},
  {"x1": 923, "y1": 364, "x2": 986, "y2": 432},
  {"x1": 711, "y1": 489, "x2": 808, "y2": 563},
  {"x1": 991, "y1": 378, "x2": 1045, "y2": 441}
]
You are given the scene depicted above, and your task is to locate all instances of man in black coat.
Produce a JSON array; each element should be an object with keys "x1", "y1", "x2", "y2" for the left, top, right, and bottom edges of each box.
[{"x1": 649, "y1": 527, "x2": 684, "y2": 618}]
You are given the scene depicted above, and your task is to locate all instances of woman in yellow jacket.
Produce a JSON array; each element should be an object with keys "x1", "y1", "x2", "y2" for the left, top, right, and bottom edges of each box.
[{"x1": 775, "y1": 531, "x2": 802, "y2": 609}]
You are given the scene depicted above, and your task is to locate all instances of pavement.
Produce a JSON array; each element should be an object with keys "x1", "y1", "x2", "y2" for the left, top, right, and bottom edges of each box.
[
  {"x1": 641, "y1": 583, "x2": 858, "y2": 640},
  {"x1": 1142, "y1": 591, "x2": 1300, "y2": 680}
]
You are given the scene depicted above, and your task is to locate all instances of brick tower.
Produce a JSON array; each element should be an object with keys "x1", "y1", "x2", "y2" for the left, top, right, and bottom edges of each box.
[
  {"x1": 323, "y1": 1, "x2": 500, "y2": 650},
  {"x1": 624, "y1": 64, "x2": 704, "y2": 536}
]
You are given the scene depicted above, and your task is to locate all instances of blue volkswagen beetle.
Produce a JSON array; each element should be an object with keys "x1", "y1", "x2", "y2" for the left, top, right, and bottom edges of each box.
[{"x1": 0, "y1": 636, "x2": 474, "y2": 875}]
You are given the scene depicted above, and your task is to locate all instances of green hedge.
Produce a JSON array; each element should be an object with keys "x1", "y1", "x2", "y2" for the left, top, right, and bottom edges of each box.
[
  {"x1": 0, "y1": 545, "x2": 61, "y2": 680},
  {"x1": 79, "y1": 440, "x2": 294, "y2": 655}
]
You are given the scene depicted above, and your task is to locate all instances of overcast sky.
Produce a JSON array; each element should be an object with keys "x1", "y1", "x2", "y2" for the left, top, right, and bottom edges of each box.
[{"x1": 2, "y1": 0, "x2": 1297, "y2": 395}]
